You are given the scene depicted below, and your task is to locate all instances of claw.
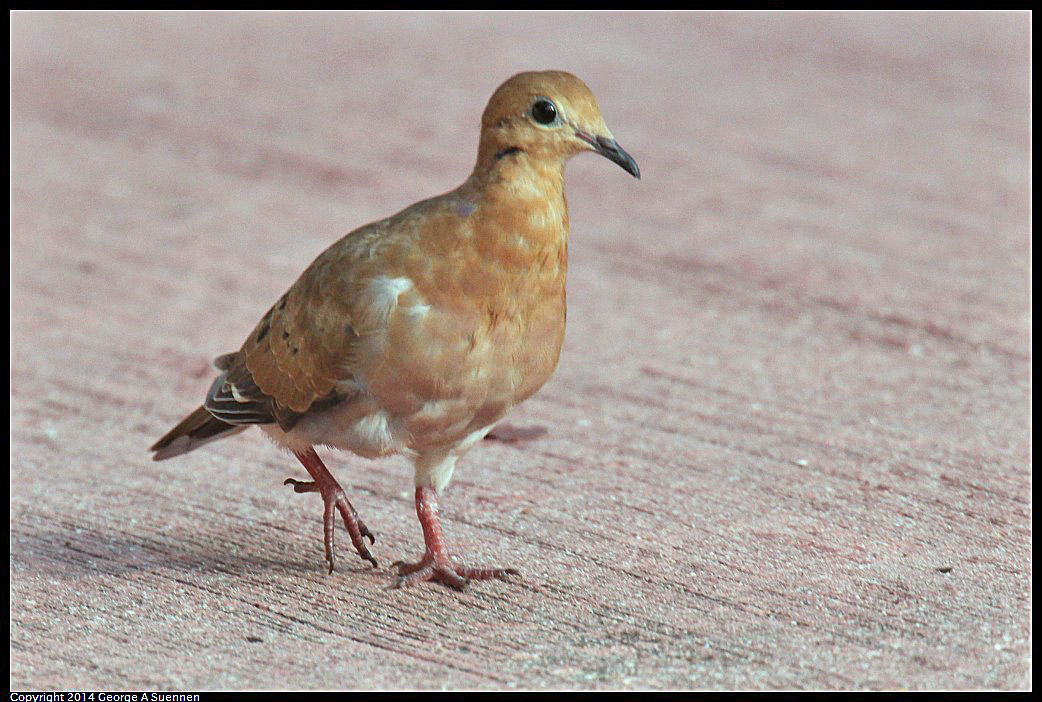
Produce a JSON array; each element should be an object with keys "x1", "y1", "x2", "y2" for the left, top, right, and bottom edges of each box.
[
  {"x1": 392, "y1": 559, "x2": 469, "y2": 590},
  {"x1": 283, "y1": 477, "x2": 316, "y2": 494},
  {"x1": 391, "y1": 559, "x2": 518, "y2": 591}
]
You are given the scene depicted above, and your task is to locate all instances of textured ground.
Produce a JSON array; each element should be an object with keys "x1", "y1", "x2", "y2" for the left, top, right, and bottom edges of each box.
[{"x1": 10, "y1": 11, "x2": 1031, "y2": 692}]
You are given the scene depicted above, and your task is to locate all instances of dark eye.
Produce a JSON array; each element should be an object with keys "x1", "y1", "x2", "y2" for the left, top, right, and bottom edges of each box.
[{"x1": 531, "y1": 99, "x2": 558, "y2": 125}]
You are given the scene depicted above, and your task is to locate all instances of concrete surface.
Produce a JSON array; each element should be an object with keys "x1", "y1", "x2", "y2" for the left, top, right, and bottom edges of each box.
[{"x1": 10, "y1": 11, "x2": 1031, "y2": 691}]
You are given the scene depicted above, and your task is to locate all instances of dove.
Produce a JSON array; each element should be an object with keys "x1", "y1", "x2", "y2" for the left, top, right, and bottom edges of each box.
[{"x1": 151, "y1": 70, "x2": 640, "y2": 589}]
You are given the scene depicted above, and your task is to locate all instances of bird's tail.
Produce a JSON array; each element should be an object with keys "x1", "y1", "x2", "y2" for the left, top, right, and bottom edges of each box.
[{"x1": 150, "y1": 405, "x2": 246, "y2": 461}]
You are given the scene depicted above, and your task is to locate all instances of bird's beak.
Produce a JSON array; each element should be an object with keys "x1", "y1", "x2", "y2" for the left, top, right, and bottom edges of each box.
[{"x1": 576, "y1": 131, "x2": 641, "y2": 179}]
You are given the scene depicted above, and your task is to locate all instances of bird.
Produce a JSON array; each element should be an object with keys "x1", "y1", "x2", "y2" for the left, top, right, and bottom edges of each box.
[{"x1": 150, "y1": 70, "x2": 640, "y2": 590}]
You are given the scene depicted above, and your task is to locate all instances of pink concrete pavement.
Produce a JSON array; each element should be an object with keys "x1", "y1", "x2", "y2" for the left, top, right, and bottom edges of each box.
[{"x1": 10, "y1": 11, "x2": 1030, "y2": 691}]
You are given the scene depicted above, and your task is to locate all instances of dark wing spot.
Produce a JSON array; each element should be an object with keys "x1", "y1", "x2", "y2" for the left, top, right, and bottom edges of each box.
[
  {"x1": 256, "y1": 319, "x2": 270, "y2": 343},
  {"x1": 277, "y1": 295, "x2": 288, "y2": 310}
]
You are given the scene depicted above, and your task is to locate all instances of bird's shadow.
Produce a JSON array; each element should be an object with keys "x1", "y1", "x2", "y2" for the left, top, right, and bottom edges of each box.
[
  {"x1": 11, "y1": 516, "x2": 375, "y2": 583},
  {"x1": 484, "y1": 423, "x2": 548, "y2": 443},
  {"x1": 12, "y1": 424, "x2": 550, "y2": 584}
]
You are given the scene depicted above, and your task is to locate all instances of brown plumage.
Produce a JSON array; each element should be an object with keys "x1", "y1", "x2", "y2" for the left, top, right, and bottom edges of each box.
[{"x1": 151, "y1": 70, "x2": 639, "y2": 589}]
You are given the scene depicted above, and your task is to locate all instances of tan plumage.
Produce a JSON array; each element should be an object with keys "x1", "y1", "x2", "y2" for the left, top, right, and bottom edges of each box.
[{"x1": 151, "y1": 70, "x2": 639, "y2": 589}]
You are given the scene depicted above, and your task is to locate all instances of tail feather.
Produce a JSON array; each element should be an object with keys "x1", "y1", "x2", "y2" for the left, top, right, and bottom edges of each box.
[{"x1": 150, "y1": 405, "x2": 246, "y2": 461}]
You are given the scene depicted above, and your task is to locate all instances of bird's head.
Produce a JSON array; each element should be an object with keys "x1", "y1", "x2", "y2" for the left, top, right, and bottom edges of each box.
[{"x1": 476, "y1": 70, "x2": 640, "y2": 179}]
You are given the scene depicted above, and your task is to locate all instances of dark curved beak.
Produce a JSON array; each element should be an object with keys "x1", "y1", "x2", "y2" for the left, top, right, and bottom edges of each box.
[{"x1": 576, "y1": 131, "x2": 641, "y2": 179}]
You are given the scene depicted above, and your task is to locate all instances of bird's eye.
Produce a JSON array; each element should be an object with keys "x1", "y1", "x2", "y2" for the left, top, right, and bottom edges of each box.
[{"x1": 531, "y1": 99, "x2": 558, "y2": 125}]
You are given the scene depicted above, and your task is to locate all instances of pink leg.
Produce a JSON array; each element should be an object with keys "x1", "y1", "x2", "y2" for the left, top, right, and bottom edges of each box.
[
  {"x1": 285, "y1": 447, "x2": 377, "y2": 572},
  {"x1": 392, "y1": 485, "x2": 518, "y2": 590}
]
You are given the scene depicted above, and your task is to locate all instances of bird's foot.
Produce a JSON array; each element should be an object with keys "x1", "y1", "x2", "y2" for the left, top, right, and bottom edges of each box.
[
  {"x1": 289, "y1": 448, "x2": 378, "y2": 572},
  {"x1": 392, "y1": 484, "x2": 518, "y2": 590},
  {"x1": 391, "y1": 553, "x2": 518, "y2": 591},
  {"x1": 284, "y1": 478, "x2": 376, "y2": 542}
]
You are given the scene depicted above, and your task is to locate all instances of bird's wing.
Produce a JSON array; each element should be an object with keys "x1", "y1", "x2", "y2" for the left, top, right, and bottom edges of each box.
[
  {"x1": 203, "y1": 275, "x2": 361, "y2": 432},
  {"x1": 203, "y1": 211, "x2": 427, "y2": 431},
  {"x1": 200, "y1": 238, "x2": 368, "y2": 431}
]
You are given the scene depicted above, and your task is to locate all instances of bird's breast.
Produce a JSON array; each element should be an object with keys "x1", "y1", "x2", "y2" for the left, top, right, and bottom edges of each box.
[{"x1": 365, "y1": 227, "x2": 567, "y2": 453}]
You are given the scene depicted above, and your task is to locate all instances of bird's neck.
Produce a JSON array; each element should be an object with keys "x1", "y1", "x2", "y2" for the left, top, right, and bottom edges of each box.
[{"x1": 463, "y1": 150, "x2": 570, "y2": 255}]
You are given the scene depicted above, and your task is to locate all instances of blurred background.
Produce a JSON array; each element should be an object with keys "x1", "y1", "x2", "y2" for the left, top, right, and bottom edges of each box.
[{"x1": 11, "y1": 11, "x2": 1030, "y2": 691}]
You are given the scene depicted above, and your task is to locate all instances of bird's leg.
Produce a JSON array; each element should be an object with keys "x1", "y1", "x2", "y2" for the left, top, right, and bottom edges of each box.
[
  {"x1": 392, "y1": 485, "x2": 518, "y2": 590},
  {"x1": 285, "y1": 447, "x2": 377, "y2": 572}
]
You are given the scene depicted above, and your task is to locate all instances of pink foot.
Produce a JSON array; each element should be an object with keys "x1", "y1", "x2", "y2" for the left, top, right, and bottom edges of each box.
[
  {"x1": 392, "y1": 485, "x2": 518, "y2": 590},
  {"x1": 288, "y1": 447, "x2": 377, "y2": 572}
]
